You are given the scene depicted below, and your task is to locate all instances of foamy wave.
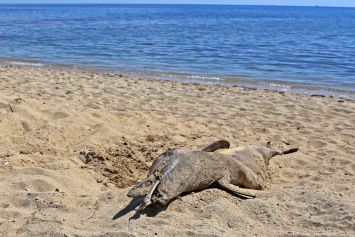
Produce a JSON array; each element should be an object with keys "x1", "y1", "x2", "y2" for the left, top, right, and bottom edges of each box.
[
  {"x1": 267, "y1": 83, "x2": 291, "y2": 88},
  {"x1": 10, "y1": 62, "x2": 44, "y2": 67},
  {"x1": 3, "y1": 60, "x2": 45, "y2": 67},
  {"x1": 186, "y1": 75, "x2": 222, "y2": 80}
]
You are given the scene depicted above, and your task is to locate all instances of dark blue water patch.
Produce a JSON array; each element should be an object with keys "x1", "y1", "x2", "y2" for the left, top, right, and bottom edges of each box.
[{"x1": 0, "y1": 4, "x2": 354, "y2": 97}]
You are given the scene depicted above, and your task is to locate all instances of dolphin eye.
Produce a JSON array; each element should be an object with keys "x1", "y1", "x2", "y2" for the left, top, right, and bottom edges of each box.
[{"x1": 163, "y1": 150, "x2": 174, "y2": 157}]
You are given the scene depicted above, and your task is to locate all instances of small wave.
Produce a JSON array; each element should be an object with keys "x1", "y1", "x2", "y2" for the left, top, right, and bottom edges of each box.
[
  {"x1": 0, "y1": 59, "x2": 45, "y2": 67},
  {"x1": 185, "y1": 75, "x2": 222, "y2": 80},
  {"x1": 267, "y1": 83, "x2": 291, "y2": 88}
]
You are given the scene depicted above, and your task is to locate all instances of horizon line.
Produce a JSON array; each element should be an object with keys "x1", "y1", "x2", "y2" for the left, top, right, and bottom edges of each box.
[{"x1": 0, "y1": 3, "x2": 354, "y2": 8}]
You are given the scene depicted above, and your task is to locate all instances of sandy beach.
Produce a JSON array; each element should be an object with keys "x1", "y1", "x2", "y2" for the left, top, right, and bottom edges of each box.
[{"x1": 0, "y1": 65, "x2": 354, "y2": 236}]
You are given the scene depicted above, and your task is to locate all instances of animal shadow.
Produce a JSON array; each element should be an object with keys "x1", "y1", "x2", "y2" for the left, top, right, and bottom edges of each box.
[{"x1": 112, "y1": 197, "x2": 168, "y2": 221}]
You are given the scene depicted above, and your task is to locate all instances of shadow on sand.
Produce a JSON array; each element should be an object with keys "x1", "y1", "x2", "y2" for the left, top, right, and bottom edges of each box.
[
  {"x1": 113, "y1": 186, "x2": 254, "y2": 221},
  {"x1": 112, "y1": 197, "x2": 168, "y2": 221}
]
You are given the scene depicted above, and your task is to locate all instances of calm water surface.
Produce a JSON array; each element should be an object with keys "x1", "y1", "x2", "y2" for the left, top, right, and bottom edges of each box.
[{"x1": 0, "y1": 4, "x2": 355, "y2": 96}]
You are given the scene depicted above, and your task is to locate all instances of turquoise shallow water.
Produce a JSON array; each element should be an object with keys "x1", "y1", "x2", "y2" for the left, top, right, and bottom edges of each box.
[{"x1": 0, "y1": 4, "x2": 355, "y2": 97}]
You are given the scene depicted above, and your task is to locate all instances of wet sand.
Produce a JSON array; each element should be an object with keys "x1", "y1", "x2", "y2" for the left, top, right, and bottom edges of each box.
[{"x1": 1, "y1": 65, "x2": 354, "y2": 236}]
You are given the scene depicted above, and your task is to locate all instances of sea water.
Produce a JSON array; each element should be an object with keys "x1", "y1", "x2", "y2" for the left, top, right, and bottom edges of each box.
[{"x1": 0, "y1": 4, "x2": 354, "y2": 97}]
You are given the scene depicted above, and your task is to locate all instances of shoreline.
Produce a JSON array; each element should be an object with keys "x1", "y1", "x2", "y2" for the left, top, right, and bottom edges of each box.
[
  {"x1": 1, "y1": 65, "x2": 355, "y2": 236},
  {"x1": 1, "y1": 59, "x2": 354, "y2": 99}
]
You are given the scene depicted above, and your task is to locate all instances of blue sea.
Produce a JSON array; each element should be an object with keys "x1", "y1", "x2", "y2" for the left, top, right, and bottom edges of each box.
[{"x1": 1, "y1": 4, "x2": 355, "y2": 97}]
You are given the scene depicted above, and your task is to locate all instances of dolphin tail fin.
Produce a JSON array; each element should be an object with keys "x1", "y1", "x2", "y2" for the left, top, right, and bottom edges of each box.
[{"x1": 266, "y1": 141, "x2": 299, "y2": 159}]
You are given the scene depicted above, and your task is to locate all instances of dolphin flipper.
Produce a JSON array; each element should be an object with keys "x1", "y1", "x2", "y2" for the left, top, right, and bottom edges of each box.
[{"x1": 202, "y1": 140, "x2": 230, "y2": 152}]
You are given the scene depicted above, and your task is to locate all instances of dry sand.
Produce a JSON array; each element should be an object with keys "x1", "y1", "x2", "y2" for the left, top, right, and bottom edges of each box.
[{"x1": 0, "y1": 65, "x2": 354, "y2": 236}]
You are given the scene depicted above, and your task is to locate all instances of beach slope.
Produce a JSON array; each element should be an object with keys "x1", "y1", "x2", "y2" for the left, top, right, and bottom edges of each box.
[{"x1": 1, "y1": 66, "x2": 354, "y2": 236}]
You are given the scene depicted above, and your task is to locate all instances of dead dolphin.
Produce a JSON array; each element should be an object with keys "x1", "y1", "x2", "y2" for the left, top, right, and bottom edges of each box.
[
  {"x1": 127, "y1": 140, "x2": 298, "y2": 210},
  {"x1": 127, "y1": 140, "x2": 230, "y2": 198}
]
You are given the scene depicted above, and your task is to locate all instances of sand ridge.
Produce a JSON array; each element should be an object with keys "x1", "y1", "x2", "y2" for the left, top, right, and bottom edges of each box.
[{"x1": 0, "y1": 65, "x2": 354, "y2": 236}]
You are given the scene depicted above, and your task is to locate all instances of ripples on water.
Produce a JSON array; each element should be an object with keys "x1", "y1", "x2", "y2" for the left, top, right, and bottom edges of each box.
[{"x1": 0, "y1": 4, "x2": 354, "y2": 96}]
